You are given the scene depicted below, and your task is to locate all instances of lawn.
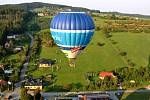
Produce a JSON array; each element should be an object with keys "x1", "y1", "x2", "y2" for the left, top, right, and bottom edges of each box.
[
  {"x1": 28, "y1": 15, "x2": 150, "y2": 87},
  {"x1": 29, "y1": 30, "x2": 150, "y2": 87},
  {"x1": 36, "y1": 31, "x2": 127, "y2": 85},
  {"x1": 120, "y1": 92, "x2": 150, "y2": 100},
  {"x1": 110, "y1": 32, "x2": 150, "y2": 67}
]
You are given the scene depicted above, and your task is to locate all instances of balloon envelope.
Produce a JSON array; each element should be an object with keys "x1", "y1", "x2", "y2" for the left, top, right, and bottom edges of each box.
[{"x1": 50, "y1": 12, "x2": 95, "y2": 58}]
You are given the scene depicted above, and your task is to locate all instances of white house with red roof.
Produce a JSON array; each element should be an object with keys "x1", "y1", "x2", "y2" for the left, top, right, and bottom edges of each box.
[{"x1": 99, "y1": 71, "x2": 115, "y2": 80}]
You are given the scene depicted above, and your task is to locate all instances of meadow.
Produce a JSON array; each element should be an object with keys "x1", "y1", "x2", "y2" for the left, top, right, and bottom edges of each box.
[
  {"x1": 30, "y1": 31, "x2": 150, "y2": 85},
  {"x1": 27, "y1": 15, "x2": 150, "y2": 87},
  {"x1": 120, "y1": 92, "x2": 150, "y2": 100}
]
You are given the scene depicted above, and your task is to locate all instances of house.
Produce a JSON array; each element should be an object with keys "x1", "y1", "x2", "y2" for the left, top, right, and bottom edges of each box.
[
  {"x1": 5, "y1": 41, "x2": 11, "y2": 48},
  {"x1": 130, "y1": 80, "x2": 135, "y2": 83},
  {"x1": 7, "y1": 34, "x2": 20, "y2": 39},
  {"x1": 99, "y1": 71, "x2": 115, "y2": 80},
  {"x1": 24, "y1": 85, "x2": 42, "y2": 91},
  {"x1": 13, "y1": 46, "x2": 23, "y2": 51},
  {"x1": 38, "y1": 13, "x2": 44, "y2": 16},
  {"x1": 4, "y1": 69, "x2": 13, "y2": 74},
  {"x1": 39, "y1": 59, "x2": 54, "y2": 68},
  {"x1": 38, "y1": 12, "x2": 49, "y2": 16},
  {"x1": 24, "y1": 77, "x2": 43, "y2": 91},
  {"x1": 7, "y1": 35, "x2": 16, "y2": 39},
  {"x1": 0, "y1": 80, "x2": 7, "y2": 85}
]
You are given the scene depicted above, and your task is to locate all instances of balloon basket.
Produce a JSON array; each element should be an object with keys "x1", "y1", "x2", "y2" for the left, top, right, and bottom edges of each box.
[{"x1": 69, "y1": 58, "x2": 76, "y2": 68}]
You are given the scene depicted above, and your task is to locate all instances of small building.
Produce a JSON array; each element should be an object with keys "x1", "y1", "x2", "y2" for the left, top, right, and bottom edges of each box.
[
  {"x1": 24, "y1": 85, "x2": 42, "y2": 91},
  {"x1": 99, "y1": 71, "x2": 115, "y2": 80},
  {"x1": 38, "y1": 12, "x2": 49, "y2": 16},
  {"x1": 5, "y1": 41, "x2": 11, "y2": 48},
  {"x1": 39, "y1": 59, "x2": 54, "y2": 68},
  {"x1": 24, "y1": 76, "x2": 43, "y2": 91},
  {"x1": 130, "y1": 80, "x2": 135, "y2": 83},
  {"x1": 13, "y1": 46, "x2": 23, "y2": 51},
  {"x1": 38, "y1": 13, "x2": 44, "y2": 16},
  {"x1": 4, "y1": 69, "x2": 13, "y2": 74},
  {"x1": 7, "y1": 35, "x2": 16, "y2": 39},
  {"x1": 0, "y1": 80, "x2": 7, "y2": 85},
  {"x1": 7, "y1": 34, "x2": 21, "y2": 39}
]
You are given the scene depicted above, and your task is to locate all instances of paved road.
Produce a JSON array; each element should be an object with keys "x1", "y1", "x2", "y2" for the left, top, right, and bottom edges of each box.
[
  {"x1": 41, "y1": 89, "x2": 150, "y2": 100},
  {"x1": 19, "y1": 33, "x2": 33, "y2": 82},
  {"x1": 2, "y1": 33, "x2": 34, "y2": 100}
]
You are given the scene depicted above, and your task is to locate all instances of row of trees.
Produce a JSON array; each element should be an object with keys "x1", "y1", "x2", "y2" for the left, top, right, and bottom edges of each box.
[
  {"x1": 30, "y1": 35, "x2": 41, "y2": 62},
  {"x1": 99, "y1": 20, "x2": 150, "y2": 33},
  {"x1": 52, "y1": 66, "x2": 150, "y2": 92},
  {"x1": 84, "y1": 66, "x2": 150, "y2": 91},
  {"x1": 38, "y1": 29, "x2": 55, "y2": 47}
]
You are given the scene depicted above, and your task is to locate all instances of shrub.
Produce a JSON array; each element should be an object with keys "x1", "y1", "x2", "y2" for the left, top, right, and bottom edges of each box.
[
  {"x1": 97, "y1": 42, "x2": 105, "y2": 46},
  {"x1": 120, "y1": 52, "x2": 127, "y2": 56}
]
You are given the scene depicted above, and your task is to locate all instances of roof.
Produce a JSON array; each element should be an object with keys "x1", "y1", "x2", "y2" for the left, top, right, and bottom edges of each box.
[
  {"x1": 0, "y1": 64, "x2": 4, "y2": 70},
  {"x1": 99, "y1": 72, "x2": 114, "y2": 77},
  {"x1": 39, "y1": 59, "x2": 53, "y2": 65},
  {"x1": 0, "y1": 64, "x2": 4, "y2": 67},
  {"x1": 0, "y1": 80, "x2": 7, "y2": 85}
]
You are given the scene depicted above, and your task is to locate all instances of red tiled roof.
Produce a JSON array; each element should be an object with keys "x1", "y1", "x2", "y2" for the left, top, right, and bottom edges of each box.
[
  {"x1": 99, "y1": 72, "x2": 114, "y2": 77},
  {"x1": 0, "y1": 80, "x2": 6, "y2": 85}
]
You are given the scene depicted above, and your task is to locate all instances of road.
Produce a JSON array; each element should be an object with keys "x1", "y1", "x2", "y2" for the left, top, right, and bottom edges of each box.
[
  {"x1": 19, "y1": 33, "x2": 34, "y2": 82},
  {"x1": 41, "y1": 89, "x2": 150, "y2": 100},
  {"x1": 2, "y1": 33, "x2": 34, "y2": 100}
]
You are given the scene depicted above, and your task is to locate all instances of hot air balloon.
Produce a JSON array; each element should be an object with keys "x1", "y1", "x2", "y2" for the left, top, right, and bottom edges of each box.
[{"x1": 50, "y1": 12, "x2": 95, "y2": 67}]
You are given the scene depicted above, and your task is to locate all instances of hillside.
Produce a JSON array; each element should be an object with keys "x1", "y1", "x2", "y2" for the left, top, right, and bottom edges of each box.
[
  {"x1": 101, "y1": 12, "x2": 150, "y2": 19},
  {"x1": 0, "y1": 2, "x2": 91, "y2": 12},
  {"x1": 0, "y1": 2, "x2": 150, "y2": 19}
]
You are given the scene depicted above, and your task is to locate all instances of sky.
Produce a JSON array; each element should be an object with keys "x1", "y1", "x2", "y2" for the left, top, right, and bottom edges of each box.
[{"x1": 0, "y1": 0, "x2": 150, "y2": 15}]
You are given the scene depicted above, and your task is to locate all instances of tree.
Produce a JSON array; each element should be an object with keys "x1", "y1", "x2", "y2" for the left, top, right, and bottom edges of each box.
[
  {"x1": 101, "y1": 24, "x2": 111, "y2": 38},
  {"x1": 34, "y1": 88, "x2": 41, "y2": 100},
  {"x1": 111, "y1": 13, "x2": 116, "y2": 20}
]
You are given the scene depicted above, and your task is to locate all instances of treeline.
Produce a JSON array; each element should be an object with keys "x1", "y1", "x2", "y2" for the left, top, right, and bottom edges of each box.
[
  {"x1": 94, "y1": 15, "x2": 150, "y2": 34},
  {"x1": 104, "y1": 20, "x2": 150, "y2": 33},
  {"x1": 30, "y1": 35, "x2": 41, "y2": 62}
]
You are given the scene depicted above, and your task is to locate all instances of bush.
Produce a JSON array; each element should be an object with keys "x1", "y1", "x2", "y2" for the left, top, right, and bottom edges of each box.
[
  {"x1": 120, "y1": 52, "x2": 127, "y2": 56},
  {"x1": 112, "y1": 41, "x2": 117, "y2": 44},
  {"x1": 95, "y1": 26, "x2": 100, "y2": 31},
  {"x1": 97, "y1": 42, "x2": 105, "y2": 46},
  {"x1": 63, "y1": 84, "x2": 72, "y2": 91}
]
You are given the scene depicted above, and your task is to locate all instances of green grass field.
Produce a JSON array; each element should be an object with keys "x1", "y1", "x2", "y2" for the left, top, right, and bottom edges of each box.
[
  {"x1": 29, "y1": 16, "x2": 150, "y2": 86},
  {"x1": 120, "y1": 92, "x2": 150, "y2": 100},
  {"x1": 30, "y1": 31, "x2": 150, "y2": 86},
  {"x1": 30, "y1": 31, "x2": 115, "y2": 84},
  {"x1": 111, "y1": 32, "x2": 150, "y2": 67}
]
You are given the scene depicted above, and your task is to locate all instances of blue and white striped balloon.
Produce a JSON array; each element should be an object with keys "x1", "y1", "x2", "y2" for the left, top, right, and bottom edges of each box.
[{"x1": 50, "y1": 12, "x2": 95, "y2": 58}]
